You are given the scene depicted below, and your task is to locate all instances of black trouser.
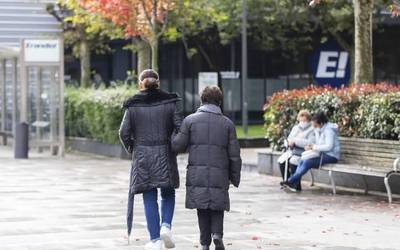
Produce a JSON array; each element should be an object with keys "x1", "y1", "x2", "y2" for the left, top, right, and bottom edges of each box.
[
  {"x1": 197, "y1": 209, "x2": 224, "y2": 246},
  {"x1": 279, "y1": 161, "x2": 301, "y2": 190}
]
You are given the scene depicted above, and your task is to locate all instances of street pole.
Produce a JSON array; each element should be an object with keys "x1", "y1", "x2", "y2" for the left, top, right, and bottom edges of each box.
[{"x1": 241, "y1": 0, "x2": 248, "y2": 137}]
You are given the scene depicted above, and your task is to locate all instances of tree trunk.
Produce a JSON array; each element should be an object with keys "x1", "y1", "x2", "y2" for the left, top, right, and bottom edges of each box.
[
  {"x1": 80, "y1": 40, "x2": 91, "y2": 88},
  {"x1": 353, "y1": 0, "x2": 374, "y2": 83},
  {"x1": 349, "y1": 48, "x2": 355, "y2": 83},
  {"x1": 136, "y1": 39, "x2": 151, "y2": 75},
  {"x1": 131, "y1": 38, "x2": 137, "y2": 75},
  {"x1": 150, "y1": 38, "x2": 159, "y2": 72}
]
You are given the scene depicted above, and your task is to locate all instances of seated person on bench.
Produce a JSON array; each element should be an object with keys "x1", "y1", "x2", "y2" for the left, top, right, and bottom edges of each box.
[
  {"x1": 281, "y1": 111, "x2": 340, "y2": 192},
  {"x1": 278, "y1": 110, "x2": 315, "y2": 191}
]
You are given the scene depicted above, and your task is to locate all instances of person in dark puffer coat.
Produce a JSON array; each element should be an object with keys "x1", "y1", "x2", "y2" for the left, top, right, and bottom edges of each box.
[
  {"x1": 119, "y1": 69, "x2": 182, "y2": 250},
  {"x1": 172, "y1": 86, "x2": 242, "y2": 250}
]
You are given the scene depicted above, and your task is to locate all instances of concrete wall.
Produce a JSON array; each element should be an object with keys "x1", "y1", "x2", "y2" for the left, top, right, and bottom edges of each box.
[
  {"x1": 258, "y1": 149, "x2": 400, "y2": 195},
  {"x1": 67, "y1": 137, "x2": 131, "y2": 160}
]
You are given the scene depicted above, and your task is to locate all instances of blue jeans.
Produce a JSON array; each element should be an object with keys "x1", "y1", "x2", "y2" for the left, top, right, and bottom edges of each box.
[
  {"x1": 288, "y1": 153, "x2": 338, "y2": 186},
  {"x1": 143, "y1": 187, "x2": 175, "y2": 241}
]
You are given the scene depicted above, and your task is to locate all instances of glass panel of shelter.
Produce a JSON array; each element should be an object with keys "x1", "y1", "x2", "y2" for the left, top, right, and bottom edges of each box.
[
  {"x1": 27, "y1": 66, "x2": 60, "y2": 152},
  {"x1": 5, "y1": 60, "x2": 13, "y2": 132},
  {"x1": 0, "y1": 59, "x2": 17, "y2": 133},
  {"x1": 0, "y1": 60, "x2": 5, "y2": 133}
]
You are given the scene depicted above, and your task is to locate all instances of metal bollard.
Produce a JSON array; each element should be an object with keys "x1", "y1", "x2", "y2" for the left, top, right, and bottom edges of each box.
[{"x1": 14, "y1": 122, "x2": 29, "y2": 159}]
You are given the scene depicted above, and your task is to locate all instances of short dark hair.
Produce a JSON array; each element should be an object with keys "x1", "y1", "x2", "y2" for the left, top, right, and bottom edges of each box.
[
  {"x1": 312, "y1": 111, "x2": 329, "y2": 125},
  {"x1": 201, "y1": 86, "x2": 223, "y2": 106}
]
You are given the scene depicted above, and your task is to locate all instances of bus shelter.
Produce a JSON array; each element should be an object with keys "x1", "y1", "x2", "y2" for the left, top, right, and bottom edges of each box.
[{"x1": 0, "y1": 38, "x2": 65, "y2": 156}]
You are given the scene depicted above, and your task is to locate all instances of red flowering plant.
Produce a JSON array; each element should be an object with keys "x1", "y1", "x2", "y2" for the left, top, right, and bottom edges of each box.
[{"x1": 264, "y1": 83, "x2": 400, "y2": 148}]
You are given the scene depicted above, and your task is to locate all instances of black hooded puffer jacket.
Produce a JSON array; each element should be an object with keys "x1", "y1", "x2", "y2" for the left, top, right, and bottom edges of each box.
[{"x1": 119, "y1": 89, "x2": 182, "y2": 194}]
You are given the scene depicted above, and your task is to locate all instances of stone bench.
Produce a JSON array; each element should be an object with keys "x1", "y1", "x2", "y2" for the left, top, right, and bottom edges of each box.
[
  {"x1": 258, "y1": 137, "x2": 400, "y2": 202},
  {"x1": 257, "y1": 148, "x2": 317, "y2": 184},
  {"x1": 317, "y1": 137, "x2": 400, "y2": 203}
]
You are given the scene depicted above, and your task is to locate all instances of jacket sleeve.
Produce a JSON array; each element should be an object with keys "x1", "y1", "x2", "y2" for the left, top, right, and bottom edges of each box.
[
  {"x1": 119, "y1": 110, "x2": 134, "y2": 154},
  {"x1": 173, "y1": 101, "x2": 183, "y2": 133},
  {"x1": 228, "y1": 123, "x2": 242, "y2": 187},
  {"x1": 171, "y1": 118, "x2": 190, "y2": 153},
  {"x1": 293, "y1": 128, "x2": 316, "y2": 148},
  {"x1": 313, "y1": 128, "x2": 335, "y2": 152},
  {"x1": 287, "y1": 125, "x2": 299, "y2": 141}
]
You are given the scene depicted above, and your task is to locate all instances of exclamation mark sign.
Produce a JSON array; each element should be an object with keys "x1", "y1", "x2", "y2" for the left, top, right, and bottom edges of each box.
[{"x1": 336, "y1": 52, "x2": 349, "y2": 78}]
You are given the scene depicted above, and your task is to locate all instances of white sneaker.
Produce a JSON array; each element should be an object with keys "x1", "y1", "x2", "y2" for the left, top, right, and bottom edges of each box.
[
  {"x1": 144, "y1": 240, "x2": 162, "y2": 250},
  {"x1": 160, "y1": 226, "x2": 175, "y2": 249}
]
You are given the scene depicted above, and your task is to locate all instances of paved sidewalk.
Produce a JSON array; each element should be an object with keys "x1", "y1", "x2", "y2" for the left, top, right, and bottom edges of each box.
[{"x1": 0, "y1": 146, "x2": 399, "y2": 250}]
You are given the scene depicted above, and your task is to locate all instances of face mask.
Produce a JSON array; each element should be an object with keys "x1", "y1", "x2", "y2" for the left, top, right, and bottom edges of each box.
[
  {"x1": 299, "y1": 122, "x2": 309, "y2": 129},
  {"x1": 315, "y1": 127, "x2": 321, "y2": 133}
]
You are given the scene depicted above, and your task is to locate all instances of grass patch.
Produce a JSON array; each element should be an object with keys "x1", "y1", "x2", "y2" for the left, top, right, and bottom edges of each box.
[{"x1": 235, "y1": 125, "x2": 265, "y2": 139}]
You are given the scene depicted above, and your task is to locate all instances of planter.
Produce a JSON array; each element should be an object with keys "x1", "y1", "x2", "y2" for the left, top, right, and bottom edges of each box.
[
  {"x1": 67, "y1": 137, "x2": 131, "y2": 159},
  {"x1": 239, "y1": 138, "x2": 269, "y2": 148},
  {"x1": 67, "y1": 136, "x2": 269, "y2": 160}
]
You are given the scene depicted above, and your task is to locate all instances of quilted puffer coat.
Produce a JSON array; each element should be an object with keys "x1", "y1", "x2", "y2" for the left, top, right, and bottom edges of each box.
[
  {"x1": 171, "y1": 104, "x2": 242, "y2": 211},
  {"x1": 119, "y1": 89, "x2": 182, "y2": 194}
]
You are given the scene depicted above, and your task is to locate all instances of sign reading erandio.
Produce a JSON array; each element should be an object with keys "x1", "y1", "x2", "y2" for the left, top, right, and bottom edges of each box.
[{"x1": 24, "y1": 39, "x2": 60, "y2": 63}]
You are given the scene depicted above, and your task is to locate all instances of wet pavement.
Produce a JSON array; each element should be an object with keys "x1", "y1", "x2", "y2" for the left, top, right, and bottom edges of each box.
[{"x1": 0, "y1": 146, "x2": 399, "y2": 250}]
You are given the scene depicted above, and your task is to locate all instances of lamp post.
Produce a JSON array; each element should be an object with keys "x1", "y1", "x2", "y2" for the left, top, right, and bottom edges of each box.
[{"x1": 241, "y1": 0, "x2": 248, "y2": 137}]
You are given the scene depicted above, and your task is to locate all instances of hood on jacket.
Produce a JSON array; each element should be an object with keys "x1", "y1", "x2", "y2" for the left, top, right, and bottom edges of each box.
[
  {"x1": 123, "y1": 89, "x2": 180, "y2": 109},
  {"x1": 323, "y1": 122, "x2": 339, "y2": 134},
  {"x1": 197, "y1": 104, "x2": 222, "y2": 115},
  {"x1": 326, "y1": 122, "x2": 339, "y2": 134}
]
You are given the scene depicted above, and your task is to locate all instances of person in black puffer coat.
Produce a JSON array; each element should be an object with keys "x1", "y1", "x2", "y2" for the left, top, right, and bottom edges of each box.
[
  {"x1": 172, "y1": 86, "x2": 242, "y2": 250},
  {"x1": 119, "y1": 69, "x2": 182, "y2": 250}
]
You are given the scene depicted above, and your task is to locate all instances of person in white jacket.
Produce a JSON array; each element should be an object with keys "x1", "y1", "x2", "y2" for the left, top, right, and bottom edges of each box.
[
  {"x1": 281, "y1": 111, "x2": 340, "y2": 192},
  {"x1": 278, "y1": 110, "x2": 315, "y2": 191}
]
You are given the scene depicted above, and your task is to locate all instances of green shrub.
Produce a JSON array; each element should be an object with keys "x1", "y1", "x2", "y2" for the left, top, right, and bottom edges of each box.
[
  {"x1": 356, "y1": 93, "x2": 400, "y2": 139},
  {"x1": 263, "y1": 84, "x2": 400, "y2": 148},
  {"x1": 65, "y1": 85, "x2": 138, "y2": 144}
]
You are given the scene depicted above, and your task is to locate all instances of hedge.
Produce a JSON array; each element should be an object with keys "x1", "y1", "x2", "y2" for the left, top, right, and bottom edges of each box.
[
  {"x1": 65, "y1": 85, "x2": 138, "y2": 145},
  {"x1": 65, "y1": 83, "x2": 400, "y2": 147},
  {"x1": 263, "y1": 83, "x2": 400, "y2": 148}
]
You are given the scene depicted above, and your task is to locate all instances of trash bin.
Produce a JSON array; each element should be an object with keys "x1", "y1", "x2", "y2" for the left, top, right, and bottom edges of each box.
[{"x1": 14, "y1": 122, "x2": 29, "y2": 159}]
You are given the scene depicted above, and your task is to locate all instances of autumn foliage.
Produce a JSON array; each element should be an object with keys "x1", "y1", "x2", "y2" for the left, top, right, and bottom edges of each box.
[
  {"x1": 391, "y1": 1, "x2": 400, "y2": 17},
  {"x1": 80, "y1": 0, "x2": 174, "y2": 39}
]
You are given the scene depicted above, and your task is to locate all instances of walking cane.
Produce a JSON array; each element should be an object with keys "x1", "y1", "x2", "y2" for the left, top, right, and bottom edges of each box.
[{"x1": 283, "y1": 129, "x2": 290, "y2": 182}]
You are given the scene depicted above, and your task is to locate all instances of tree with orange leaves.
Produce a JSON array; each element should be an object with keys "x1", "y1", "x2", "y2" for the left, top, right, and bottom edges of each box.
[{"x1": 81, "y1": 0, "x2": 175, "y2": 73}]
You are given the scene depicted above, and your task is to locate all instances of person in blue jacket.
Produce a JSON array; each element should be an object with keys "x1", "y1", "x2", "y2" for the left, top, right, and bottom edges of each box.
[{"x1": 281, "y1": 111, "x2": 340, "y2": 192}]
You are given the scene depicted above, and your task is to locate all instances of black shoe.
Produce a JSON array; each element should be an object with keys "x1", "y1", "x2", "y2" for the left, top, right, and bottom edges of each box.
[
  {"x1": 201, "y1": 245, "x2": 210, "y2": 250},
  {"x1": 281, "y1": 181, "x2": 297, "y2": 192},
  {"x1": 296, "y1": 182, "x2": 302, "y2": 191},
  {"x1": 280, "y1": 181, "x2": 286, "y2": 190},
  {"x1": 212, "y1": 234, "x2": 225, "y2": 250}
]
